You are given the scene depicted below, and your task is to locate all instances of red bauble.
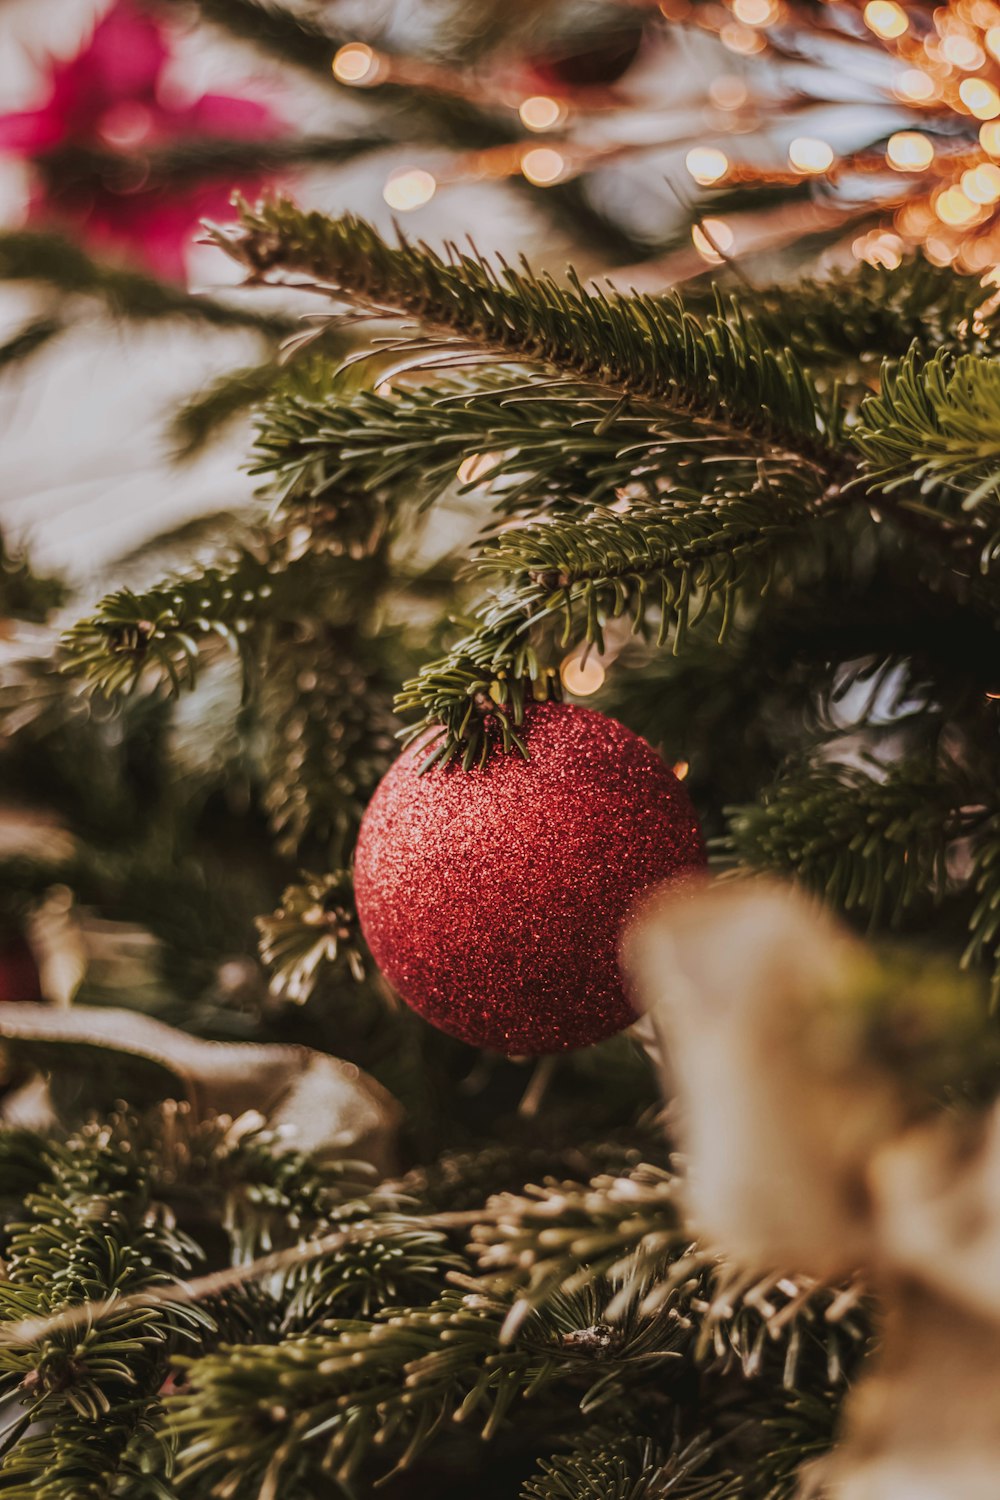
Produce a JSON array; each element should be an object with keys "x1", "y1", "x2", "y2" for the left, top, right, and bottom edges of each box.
[{"x1": 354, "y1": 702, "x2": 705, "y2": 1055}]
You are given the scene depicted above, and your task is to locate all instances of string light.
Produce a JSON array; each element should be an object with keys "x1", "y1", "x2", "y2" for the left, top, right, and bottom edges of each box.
[
  {"x1": 521, "y1": 146, "x2": 565, "y2": 185},
  {"x1": 788, "y1": 136, "x2": 835, "y2": 173},
  {"x1": 853, "y1": 229, "x2": 904, "y2": 267},
  {"x1": 720, "y1": 22, "x2": 767, "y2": 53},
  {"x1": 935, "y1": 185, "x2": 980, "y2": 224},
  {"x1": 895, "y1": 68, "x2": 936, "y2": 102},
  {"x1": 962, "y1": 162, "x2": 1000, "y2": 201},
  {"x1": 864, "y1": 0, "x2": 908, "y2": 38},
  {"x1": 685, "y1": 146, "x2": 729, "y2": 184},
  {"x1": 692, "y1": 217, "x2": 735, "y2": 261},
  {"x1": 332, "y1": 42, "x2": 380, "y2": 86},
  {"x1": 941, "y1": 34, "x2": 985, "y2": 69},
  {"x1": 981, "y1": 120, "x2": 1000, "y2": 154},
  {"x1": 732, "y1": 0, "x2": 779, "y2": 26},
  {"x1": 886, "y1": 131, "x2": 935, "y2": 169},
  {"x1": 457, "y1": 453, "x2": 495, "y2": 485},
  {"x1": 960, "y1": 78, "x2": 1000, "y2": 118},
  {"x1": 672, "y1": 759, "x2": 691, "y2": 781},
  {"x1": 518, "y1": 96, "x2": 564, "y2": 131},
  {"x1": 383, "y1": 168, "x2": 437, "y2": 210},
  {"x1": 560, "y1": 652, "x2": 606, "y2": 696},
  {"x1": 709, "y1": 75, "x2": 749, "y2": 109}
]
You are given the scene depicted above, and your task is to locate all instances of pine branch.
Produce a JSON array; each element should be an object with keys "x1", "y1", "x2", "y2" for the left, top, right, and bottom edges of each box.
[
  {"x1": 0, "y1": 232, "x2": 292, "y2": 337},
  {"x1": 723, "y1": 258, "x2": 1000, "y2": 372},
  {"x1": 256, "y1": 872, "x2": 365, "y2": 1003},
  {"x1": 167, "y1": 1280, "x2": 690, "y2": 1492},
  {"x1": 521, "y1": 1433, "x2": 740, "y2": 1500},
  {"x1": 161, "y1": 0, "x2": 348, "y2": 83},
  {"x1": 168, "y1": 362, "x2": 284, "y2": 460},
  {"x1": 0, "y1": 1125, "x2": 211, "y2": 1499},
  {"x1": 725, "y1": 756, "x2": 976, "y2": 925},
  {"x1": 855, "y1": 347, "x2": 1000, "y2": 567},
  {"x1": 961, "y1": 812, "x2": 1000, "y2": 1008},
  {"x1": 60, "y1": 550, "x2": 288, "y2": 698},
  {"x1": 208, "y1": 203, "x2": 841, "y2": 460},
  {"x1": 260, "y1": 623, "x2": 398, "y2": 861},
  {"x1": 249, "y1": 373, "x2": 798, "y2": 520},
  {"x1": 0, "y1": 314, "x2": 65, "y2": 372},
  {"x1": 395, "y1": 493, "x2": 841, "y2": 764}
]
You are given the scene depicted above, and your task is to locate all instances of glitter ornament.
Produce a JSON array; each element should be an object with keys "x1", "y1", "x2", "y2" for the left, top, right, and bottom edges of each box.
[{"x1": 354, "y1": 701, "x2": 705, "y2": 1055}]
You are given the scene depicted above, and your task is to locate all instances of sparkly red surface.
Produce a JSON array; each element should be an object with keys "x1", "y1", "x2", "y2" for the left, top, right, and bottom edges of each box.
[{"x1": 354, "y1": 702, "x2": 706, "y2": 1055}]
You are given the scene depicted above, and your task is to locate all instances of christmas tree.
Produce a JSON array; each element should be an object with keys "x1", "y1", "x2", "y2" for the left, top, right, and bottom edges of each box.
[{"x1": 3, "y1": 1, "x2": 1000, "y2": 1497}]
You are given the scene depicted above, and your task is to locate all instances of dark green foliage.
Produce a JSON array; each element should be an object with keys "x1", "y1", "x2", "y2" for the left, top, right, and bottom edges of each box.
[{"x1": 17, "y1": 185, "x2": 1000, "y2": 1499}]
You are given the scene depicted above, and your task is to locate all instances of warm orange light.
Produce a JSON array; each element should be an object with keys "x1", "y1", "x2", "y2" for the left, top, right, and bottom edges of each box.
[
  {"x1": 457, "y1": 453, "x2": 495, "y2": 485},
  {"x1": 520, "y1": 146, "x2": 566, "y2": 184},
  {"x1": 886, "y1": 131, "x2": 935, "y2": 169},
  {"x1": 732, "y1": 0, "x2": 779, "y2": 24},
  {"x1": 895, "y1": 68, "x2": 936, "y2": 102},
  {"x1": 709, "y1": 74, "x2": 750, "y2": 109},
  {"x1": 925, "y1": 233, "x2": 958, "y2": 264},
  {"x1": 561, "y1": 652, "x2": 606, "y2": 696},
  {"x1": 941, "y1": 34, "x2": 985, "y2": 69},
  {"x1": 685, "y1": 146, "x2": 729, "y2": 184},
  {"x1": 853, "y1": 231, "x2": 904, "y2": 268},
  {"x1": 720, "y1": 21, "x2": 767, "y2": 52},
  {"x1": 963, "y1": 162, "x2": 1000, "y2": 201},
  {"x1": 959, "y1": 77, "x2": 1000, "y2": 119},
  {"x1": 935, "y1": 185, "x2": 980, "y2": 224},
  {"x1": 988, "y1": 26, "x2": 1000, "y2": 62},
  {"x1": 673, "y1": 759, "x2": 691, "y2": 780},
  {"x1": 332, "y1": 42, "x2": 380, "y2": 85},
  {"x1": 788, "y1": 136, "x2": 835, "y2": 173},
  {"x1": 383, "y1": 168, "x2": 437, "y2": 210},
  {"x1": 692, "y1": 217, "x2": 735, "y2": 262},
  {"x1": 981, "y1": 120, "x2": 1000, "y2": 155},
  {"x1": 518, "y1": 95, "x2": 564, "y2": 131},
  {"x1": 864, "y1": 0, "x2": 908, "y2": 38}
]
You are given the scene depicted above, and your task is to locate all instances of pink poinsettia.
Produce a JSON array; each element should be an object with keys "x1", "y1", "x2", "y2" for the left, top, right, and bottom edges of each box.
[{"x1": 0, "y1": 0, "x2": 282, "y2": 280}]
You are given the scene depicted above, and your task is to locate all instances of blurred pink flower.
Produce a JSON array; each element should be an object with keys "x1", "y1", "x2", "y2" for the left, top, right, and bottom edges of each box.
[{"x1": 0, "y1": 0, "x2": 282, "y2": 280}]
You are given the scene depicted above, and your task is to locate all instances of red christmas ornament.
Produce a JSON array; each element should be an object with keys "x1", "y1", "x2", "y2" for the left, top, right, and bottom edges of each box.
[{"x1": 354, "y1": 702, "x2": 705, "y2": 1055}]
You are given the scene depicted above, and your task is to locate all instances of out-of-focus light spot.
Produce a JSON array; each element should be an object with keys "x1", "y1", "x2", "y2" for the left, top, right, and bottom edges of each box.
[
  {"x1": 375, "y1": 380, "x2": 393, "y2": 398},
  {"x1": 383, "y1": 168, "x2": 437, "y2": 210},
  {"x1": 788, "y1": 136, "x2": 834, "y2": 173},
  {"x1": 941, "y1": 33, "x2": 986, "y2": 68},
  {"x1": 672, "y1": 759, "x2": 691, "y2": 780},
  {"x1": 333, "y1": 42, "x2": 380, "y2": 85},
  {"x1": 963, "y1": 162, "x2": 1000, "y2": 201},
  {"x1": 935, "y1": 185, "x2": 980, "y2": 224},
  {"x1": 886, "y1": 130, "x2": 935, "y2": 169},
  {"x1": 521, "y1": 146, "x2": 566, "y2": 184},
  {"x1": 987, "y1": 26, "x2": 1000, "y2": 62},
  {"x1": 864, "y1": 0, "x2": 908, "y2": 37},
  {"x1": 925, "y1": 232, "x2": 958, "y2": 263},
  {"x1": 732, "y1": 0, "x2": 779, "y2": 25},
  {"x1": 960, "y1": 77, "x2": 1000, "y2": 118},
  {"x1": 457, "y1": 453, "x2": 495, "y2": 485},
  {"x1": 99, "y1": 102, "x2": 154, "y2": 148},
  {"x1": 981, "y1": 120, "x2": 1000, "y2": 155},
  {"x1": 518, "y1": 95, "x2": 564, "y2": 131},
  {"x1": 853, "y1": 230, "x2": 904, "y2": 267},
  {"x1": 720, "y1": 21, "x2": 767, "y2": 52},
  {"x1": 692, "y1": 217, "x2": 735, "y2": 261},
  {"x1": 561, "y1": 652, "x2": 606, "y2": 695},
  {"x1": 895, "y1": 67, "x2": 936, "y2": 102},
  {"x1": 709, "y1": 74, "x2": 749, "y2": 109},
  {"x1": 685, "y1": 146, "x2": 729, "y2": 184}
]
